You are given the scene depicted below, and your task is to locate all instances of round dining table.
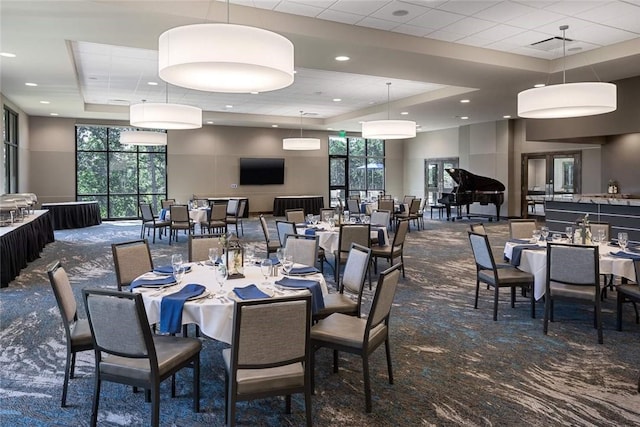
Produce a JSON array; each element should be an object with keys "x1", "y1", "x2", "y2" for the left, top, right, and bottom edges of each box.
[{"x1": 298, "y1": 221, "x2": 389, "y2": 253}]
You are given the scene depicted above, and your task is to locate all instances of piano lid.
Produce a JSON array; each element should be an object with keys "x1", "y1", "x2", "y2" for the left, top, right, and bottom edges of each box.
[{"x1": 445, "y1": 168, "x2": 505, "y2": 192}]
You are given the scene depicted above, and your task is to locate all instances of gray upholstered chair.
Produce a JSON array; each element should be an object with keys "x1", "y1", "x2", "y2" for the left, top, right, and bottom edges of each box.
[
  {"x1": 543, "y1": 242, "x2": 602, "y2": 344},
  {"x1": 226, "y1": 199, "x2": 246, "y2": 236},
  {"x1": 333, "y1": 223, "x2": 371, "y2": 282},
  {"x1": 508, "y1": 219, "x2": 537, "y2": 240},
  {"x1": 468, "y1": 231, "x2": 535, "y2": 320},
  {"x1": 372, "y1": 219, "x2": 409, "y2": 278},
  {"x1": 377, "y1": 199, "x2": 395, "y2": 228},
  {"x1": 223, "y1": 294, "x2": 312, "y2": 426},
  {"x1": 47, "y1": 261, "x2": 94, "y2": 407},
  {"x1": 315, "y1": 243, "x2": 371, "y2": 321},
  {"x1": 275, "y1": 220, "x2": 297, "y2": 247},
  {"x1": 83, "y1": 289, "x2": 201, "y2": 427},
  {"x1": 346, "y1": 199, "x2": 360, "y2": 220},
  {"x1": 201, "y1": 203, "x2": 227, "y2": 235},
  {"x1": 369, "y1": 210, "x2": 391, "y2": 245},
  {"x1": 311, "y1": 263, "x2": 402, "y2": 413},
  {"x1": 285, "y1": 209, "x2": 305, "y2": 224},
  {"x1": 139, "y1": 202, "x2": 169, "y2": 243},
  {"x1": 169, "y1": 204, "x2": 194, "y2": 244},
  {"x1": 470, "y1": 223, "x2": 487, "y2": 235},
  {"x1": 188, "y1": 233, "x2": 224, "y2": 263},
  {"x1": 398, "y1": 198, "x2": 422, "y2": 231},
  {"x1": 284, "y1": 233, "x2": 319, "y2": 268},
  {"x1": 111, "y1": 239, "x2": 153, "y2": 291},
  {"x1": 259, "y1": 214, "x2": 281, "y2": 255},
  {"x1": 160, "y1": 198, "x2": 175, "y2": 209}
]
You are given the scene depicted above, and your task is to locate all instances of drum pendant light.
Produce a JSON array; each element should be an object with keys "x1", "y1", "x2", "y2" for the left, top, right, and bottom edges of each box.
[
  {"x1": 362, "y1": 83, "x2": 416, "y2": 139},
  {"x1": 283, "y1": 111, "x2": 321, "y2": 150}
]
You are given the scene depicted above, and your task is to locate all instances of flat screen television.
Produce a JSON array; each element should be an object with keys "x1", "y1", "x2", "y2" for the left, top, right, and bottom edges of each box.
[{"x1": 239, "y1": 158, "x2": 285, "y2": 185}]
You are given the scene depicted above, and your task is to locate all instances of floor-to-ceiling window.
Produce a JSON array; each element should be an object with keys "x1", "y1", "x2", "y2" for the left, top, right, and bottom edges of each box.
[
  {"x1": 328, "y1": 136, "x2": 385, "y2": 206},
  {"x1": 3, "y1": 107, "x2": 19, "y2": 193},
  {"x1": 76, "y1": 125, "x2": 167, "y2": 219}
]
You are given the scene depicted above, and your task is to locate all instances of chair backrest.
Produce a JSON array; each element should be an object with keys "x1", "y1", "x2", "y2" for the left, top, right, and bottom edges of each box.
[
  {"x1": 634, "y1": 259, "x2": 640, "y2": 284},
  {"x1": 470, "y1": 223, "x2": 487, "y2": 235},
  {"x1": 347, "y1": 199, "x2": 360, "y2": 215},
  {"x1": 320, "y1": 208, "x2": 335, "y2": 222},
  {"x1": 111, "y1": 239, "x2": 153, "y2": 290},
  {"x1": 547, "y1": 243, "x2": 599, "y2": 286},
  {"x1": 230, "y1": 295, "x2": 311, "y2": 369},
  {"x1": 348, "y1": 194, "x2": 361, "y2": 204},
  {"x1": 83, "y1": 289, "x2": 154, "y2": 361},
  {"x1": 139, "y1": 203, "x2": 154, "y2": 222},
  {"x1": 403, "y1": 195, "x2": 415, "y2": 204},
  {"x1": 366, "y1": 263, "x2": 402, "y2": 334},
  {"x1": 236, "y1": 199, "x2": 247, "y2": 218},
  {"x1": 47, "y1": 261, "x2": 78, "y2": 332},
  {"x1": 170, "y1": 204, "x2": 190, "y2": 223},
  {"x1": 468, "y1": 231, "x2": 496, "y2": 271},
  {"x1": 341, "y1": 243, "x2": 371, "y2": 298},
  {"x1": 276, "y1": 220, "x2": 297, "y2": 247},
  {"x1": 370, "y1": 210, "x2": 390, "y2": 227},
  {"x1": 378, "y1": 200, "x2": 394, "y2": 214},
  {"x1": 226, "y1": 199, "x2": 239, "y2": 216},
  {"x1": 189, "y1": 234, "x2": 223, "y2": 262},
  {"x1": 284, "y1": 234, "x2": 319, "y2": 267},
  {"x1": 161, "y1": 199, "x2": 175, "y2": 209},
  {"x1": 209, "y1": 204, "x2": 227, "y2": 221},
  {"x1": 409, "y1": 198, "x2": 421, "y2": 214},
  {"x1": 285, "y1": 209, "x2": 305, "y2": 223},
  {"x1": 392, "y1": 219, "x2": 410, "y2": 247},
  {"x1": 260, "y1": 214, "x2": 273, "y2": 243},
  {"x1": 380, "y1": 195, "x2": 393, "y2": 200},
  {"x1": 338, "y1": 224, "x2": 370, "y2": 253},
  {"x1": 509, "y1": 219, "x2": 536, "y2": 239}
]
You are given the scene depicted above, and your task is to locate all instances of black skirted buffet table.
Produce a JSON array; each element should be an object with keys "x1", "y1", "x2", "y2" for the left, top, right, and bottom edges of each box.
[
  {"x1": 273, "y1": 195, "x2": 324, "y2": 216},
  {"x1": 41, "y1": 201, "x2": 102, "y2": 230},
  {"x1": 1, "y1": 210, "x2": 55, "y2": 287}
]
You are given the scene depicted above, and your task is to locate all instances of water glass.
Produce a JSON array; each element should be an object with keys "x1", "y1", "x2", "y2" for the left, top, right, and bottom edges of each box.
[
  {"x1": 597, "y1": 229, "x2": 606, "y2": 243},
  {"x1": 532, "y1": 229, "x2": 541, "y2": 242},
  {"x1": 282, "y1": 256, "x2": 294, "y2": 275},
  {"x1": 174, "y1": 265, "x2": 185, "y2": 284},
  {"x1": 260, "y1": 259, "x2": 273, "y2": 284},
  {"x1": 540, "y1": 226, "x2": 550, "y2": 241},
  {"x1": 208, "y1": 248, "x2": 218, "y2": 266},
  {"x1": 276, "y1": 248, "x2": 285, "y2": 264},
  {"x1": 565, "y1": 226, "x2": 573, "y2": 242},
  {"x1": 171, "y1": 253, "x2": 183, "y2": 272},
  {"x1": 215, "y1": 264, "x2": 228, "y2": 290},
  {"x1": 245, "y1": 246, "x2": 255, "y2": 266},
  {"x1": 618, "y1": 232, "x2": 628, "y2": 251}
]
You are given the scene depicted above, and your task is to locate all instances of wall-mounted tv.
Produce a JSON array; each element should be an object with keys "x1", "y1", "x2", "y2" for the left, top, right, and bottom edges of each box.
[{"x1": 239, "y1": 158, "x2": 285, "y2": 185}]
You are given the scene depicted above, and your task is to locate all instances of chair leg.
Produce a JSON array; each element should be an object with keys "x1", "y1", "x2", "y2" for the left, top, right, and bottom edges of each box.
[
  {"x1": 385, "y1": 339, "x2": 394, "y2": 384},
  {"x1": 511, "y1": 287, "x2": 516, "y2": 308},
  {"x1": 193, "y1": 355, "x2": 200, "y2": 413},
  {"x1": 333, "y1": 349, "x2": 339, "y2": 373},
  {"x1": 151, "y1": 386, "x2": 160, "y2": 427},
  {"x1": 617, "y1": 291, "x2": 624, "y2": 331},
  {"x1": 493, "y1": 286, "x2": 499, "y2": 321},
  {"x1": 543, "y1": 297, "x2": 550, "y2": 335},
  {"x1": 530, "y1": 286, "x2": 536, "y2": 319},
  {"x1": 90, "y1": 377, "x2": 101, "y2": 427},
  {"x1": 61, "y1": 350, "x2": 72, "y2": 407},
  {"x1": 285, "y1": 394, "x2": 292, "y2": 414},
  {"x1": 474, "y1": 279, "x2": 480, "y2": 309},
  {"x1": 362, "y1": 355, "x2": 372, "y2": 413}
]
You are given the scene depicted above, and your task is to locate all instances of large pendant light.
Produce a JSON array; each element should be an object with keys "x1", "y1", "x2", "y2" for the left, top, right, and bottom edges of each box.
[
  {"x1": 283, "y1": 111, "x2": 321, "y2": 150},
  {"x1": 518, "y1": 25, "x2": 616, "y2": 119},
  {"x1": 158, "y1": 1, "x2": 294, "y2": 93},
  {"x1": 129, "y1": 85, "x2": 202, "y2": 130},
  {"x1": 362, "y1": 82, "x2": 416, "y2": 139},
  {"x1": 120, "y1": 130, "x2": 167, "y2": 146}
]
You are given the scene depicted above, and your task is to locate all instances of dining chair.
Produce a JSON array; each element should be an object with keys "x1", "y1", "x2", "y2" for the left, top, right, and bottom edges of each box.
[
  {"x1": 202, "y1": 203, "x2": 227, "y2": 235},
  {"x1": 334, "y1": 223, "x2": 371, "y2": 283},
  {"x1": 188, "y1": 233, "x2": 224, "y2": 263},
  {"x1": 310, "y1": 263, "x2": 402, "y2": 413},
  {"x1": 405, "y1": 198, "x2": 422, "y2": 231},
  {"x1": 402, "y1": 195, "x2": 415, "y2": 205},
  {"x1": 223, "y1": 294, "x2": 312, "y2": 427},
  {"x1": 377, "y1": 200, "x2": 395, "y2": 229},
  {"x1": 346, "y1": 199, "x2": 360, "y2": 220},
  {"x1": 259, "y1": 214, "x2": 281, "y2": 255},
  {"x1": 285, "y1": 209, "x2": 305, "y2": 224},
  {"x1": 161, "y1": 198, "x2": 176, "y2": 209},
  {"x1": 139, "y1": 202, "x2": 169, "y2": 243},
  {"x1": 169, "y1": 204, "x2": 195, "y2": 244},
  {"x1": 47, "y1": 261, "x2": 94, "y2": 407},
  {"x1": 543, "y1": 242, "x2": 602, "y2": 344},
  {"x1": 314, "y1": 243, "x2": 371, "y2": 321},
  {"x1": 416, "y1": 198, "x2": 427, "y2": 230},
  {"x1": 470, "y1": 223, "x2": 487, "y2": 235},
  {"x1": 284, "y1": 233, "x2": 319, "y2": 268},
  {"x1": 226, "y1": 199, "x2": 246, "y2": 236},
  {"x1": 111, "y1": 239, "x2": 153, "y2": 291},
  {"x1": 83, "y1": 289, "x2": 201, "y2": 427},
  {"x1": 372, "y1": 219, "x2": 409, "y2": 278},
  {"x1": 509, "y1": 219, "x2": 537, "y2": 240},
  {"x1": 275, "y1": 220, "x2": 297, "y2": 247},
  {"x1": 468, "y1": 231, "x2": 535, "y2": 320},
  {"x1": 370, "y1": 210, "x2": 391, "y2": 245}
]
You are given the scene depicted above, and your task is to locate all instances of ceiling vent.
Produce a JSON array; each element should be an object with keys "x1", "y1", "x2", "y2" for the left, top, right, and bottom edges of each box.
[{"x1": 529, "y1": 36, "x2": 574, "y2": 52}]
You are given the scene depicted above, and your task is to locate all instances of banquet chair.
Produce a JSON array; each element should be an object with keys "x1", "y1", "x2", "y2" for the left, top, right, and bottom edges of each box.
[
  {"x1": 470, "y1": 223, "x2": 487, "y2": 235},
  {"x1": 509, "y1": 219, "x2": 537, "y2": 240},
  {"x1": 616, "y1": 259, "x2": 640, "y2": 332},
  {"x1": 334, "y1": 223, "x2": 371, "y2": 283},
  {"x1": 223, "y1": 294, "x2": 312, "y2": 427},
  {"x1": 403, "y1": 195, "x2": 415, "y2": 205},
  {"x1": 377, "y1": 199, "x2": 395, "y2": 229},
  {"x1": 47, "y1": 261, "x2": 93, "y2": 407},
  {"x1": 311, "y1": 263, "x2": 401, "y2": 413},
  {"x1": 161, "y1": 198, "x2": 175, "y2": 209},
  {"x1": 314, "y1": 243, "x2": 371, "y2": 321},
  {"x1": 415, "y1": 198, "x2": 427, "y2": 230},
  {"x1": 83, "y1": 289, "x2": 201, "y2": 427},
  {"x1": 380, "y1": 194, "x2": 393, "y2": 200},
  {"x1": 260, "y1": 214, "x2": 281, "y2": 255},
  {"x1": 189, "y1": 233, "x2": 224, "y2": 263},
  {"x1": 543, "y1": 243, "x2": 602, "y2": 344},
  {"x1": 202, "y1": 203, "x2": 227, "y2": 235},
  {"x1": 346, "y1": 199, "x2": 361, "y2": 220},
  {"x1": 275, "y1": 220, "x2": 297, "y2": 247},
  {"x1": 285, "y1": 209, "x2": 305, "y2": 224},
  {"x1": 370, "y1": 210, "x2": 390, "y2": 245},
  {"x1": 284, "y1": 233, "x2": 319, "y2": 268},
  {"x1": 139, "y1": 203, "x2": 169, "y2": 244},
  {"x1": 226, "y1": 199, "x2": 246, "y2": 236},
  {"x1": 111, "y1": 239, "x2": 153, "y2": 291},
  {"x1": 169, "y1": 204, "x2": 195, "y2": 244},
  {"x1": 468, "y1": 231, "x2": 535, "y2": 320},
  {"x1": 372, "y1": 219, "x2": 409, "y2": 278},
  {"x1": 405, "y1": 198, "x2": 422, "y2": 231}
]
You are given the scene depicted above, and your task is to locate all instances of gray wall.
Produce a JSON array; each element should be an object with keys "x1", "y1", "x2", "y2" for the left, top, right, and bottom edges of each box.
[{"x1": 602, "y1": 133, "x2": 640, "y2": 194}]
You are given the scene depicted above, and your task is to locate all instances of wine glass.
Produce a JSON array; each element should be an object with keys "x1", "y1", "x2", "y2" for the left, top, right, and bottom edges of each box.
[
  {"x1": 282, "y1": 256, "x2": 294, "y2": 276},
  {"x1": 214, "y1": 263, "x2": 228, "y2": 291},
  {"x1": 245, "y1": 246, "x2": 255, "y2": 266},
  {"x1": 260, "y1": 259, "x2": 273, "y2": 285},
  {"x1": 540, "y1": 226, "x2": 549, "y2": 241},
  {"x1": 618, "y1": 232, "x2": 628, "y2": 251},
  {"x1": 532, "y1": 229, "x2": 541, "y2": 243},
  {"x1": 174, "y1": 265, "x2": 185, "y2": 284},
  {"x1": 276, "y1": 248, "x2": 285, "y2": 265},
  {"x1": 565, "y1": 226, "x2": 573, "y2": 243},
  {"x1": 597, "y1": 229, "x2": 606, "y2": 244},
  {"x1": 208, "y1": 248, "x2": 218, "y2": 266},
  {"x1": 171, "y1": 253, "x2": 183, "y2": 274}
]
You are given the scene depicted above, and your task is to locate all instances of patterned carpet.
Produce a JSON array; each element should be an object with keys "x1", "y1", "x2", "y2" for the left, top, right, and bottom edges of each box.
[{"x1": 1, "y1": 217, "x2": 639, "y2": 426}]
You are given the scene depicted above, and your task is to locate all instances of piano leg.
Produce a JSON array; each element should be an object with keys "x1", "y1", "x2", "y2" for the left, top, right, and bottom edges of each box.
[{"x1": 445, "y1": 205, "x2": 452, "y2": 221}]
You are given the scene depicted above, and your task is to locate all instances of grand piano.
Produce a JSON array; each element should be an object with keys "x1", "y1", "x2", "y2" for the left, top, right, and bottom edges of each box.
[{"x1": 437, "y1": 168, "x2": 505, "y2": 222}]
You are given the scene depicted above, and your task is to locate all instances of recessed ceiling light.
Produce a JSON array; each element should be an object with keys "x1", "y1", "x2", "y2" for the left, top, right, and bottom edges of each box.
[
  {"x1": 534, "y1": 83, "x2": 545, "y2": 88},
  {"x1": 272, "y1": 124, "x2": 278, "y2": 128},
  {"x1": 293, "y1": 70, "x2": 298, "y2": 74},
  {"x1": 327, "y1": 127, "x2": 333, "y2": 130},
  {"x1": 25, "y1": 82, "x2": 38, "y2": 87},
  {"x1": 0, "y1": 52, "x2": 16, "y2": 58},
  {"x1": 335, "y1": 56, "x2": 350, "y2": 61},
  {"x1": 503, "y1": 115, "x2": 512, "y2": 119},
  {"x1": 225, "y1": 105, "x2": 233, "y2": 109},
  {"x1": 460, "y1": 99, "x2": 470, "y2": 103},
  {"x1": 250, "y1": 91, "x2": 259, "y2": 95},
  {"x1": 147, "y1": 81, "x2": 158, "y2": 86},
  {"x1": 333, "y1": 98, "x2": 341, "y2": 102},
  {"x1": 50, "y1": 113, "x2": 59, "y2": 116},
  {"x1": 206, "y1": 120, "x2": 213, "y2": 124},
  {"x1": 392, "y1": 10, "x2": 409, "y2": 17},
  {"x1": 40, "y1": 100, "x2": 50, "y2": 104},
  {"x1": 460, "y1": 116, "x2": 469, "y2": 120},
  {"x1": 400, "y1": 111, "x2": 409, "y2": 115}
]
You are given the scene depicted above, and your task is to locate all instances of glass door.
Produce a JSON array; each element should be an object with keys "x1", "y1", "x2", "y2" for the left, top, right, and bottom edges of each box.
[{"x1": 424, "y1": 158, "x2": 458, "y2": 205}]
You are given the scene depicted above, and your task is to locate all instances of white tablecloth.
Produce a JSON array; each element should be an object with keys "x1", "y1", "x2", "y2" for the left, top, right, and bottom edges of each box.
[
  {"x1": 308, "y1": 223, "x2": 389, "y2": 253},
  {"x1": 504, "y1": 241, "x2": 636, "y2": 300},
  {"x1": 188, "y1": 208, "x2": 209, "y2": 224},
  {"x1": 135, "y1": 264, "x2": 327, "y2": 344}
]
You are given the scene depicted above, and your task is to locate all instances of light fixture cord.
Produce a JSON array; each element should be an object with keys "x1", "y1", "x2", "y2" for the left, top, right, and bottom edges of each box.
[
  {"x1": 386, "y1": 82, "x2": 391, "y2": 120},
  {"x1": 561, "y1": 26, "x2": 567, "y2": 85},
  {"x1": 299, "y1": 110, "x2": 303, "y2": 137}
]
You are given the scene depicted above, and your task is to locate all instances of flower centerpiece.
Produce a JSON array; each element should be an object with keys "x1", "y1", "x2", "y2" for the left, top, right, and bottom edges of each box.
[
  {"x1": 222, "y1": 232, "x2": 245, "y2": 279},
  {"x1": 573, "y1": 213, "x2": 592, "y2": 245}
]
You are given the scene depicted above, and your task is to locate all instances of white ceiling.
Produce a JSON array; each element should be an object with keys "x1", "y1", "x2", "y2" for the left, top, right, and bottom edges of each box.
[{"x1": 2, "y1": 0, "x2": 640, "y2": 133}]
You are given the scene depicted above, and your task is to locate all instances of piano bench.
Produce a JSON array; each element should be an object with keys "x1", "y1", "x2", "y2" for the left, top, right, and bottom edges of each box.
[{"x1": 430, "y1": 204, "x2": 445, "y2": 219}]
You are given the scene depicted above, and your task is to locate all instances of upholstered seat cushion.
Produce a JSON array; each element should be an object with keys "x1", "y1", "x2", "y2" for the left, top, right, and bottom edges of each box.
[
  {"x1": 100, "y1": 335, "x2": 201, "y2": 382},
  {"x1": 311, "y1": 313, "x2": 387, "y2": 350},
  {"x1": 315, "y1": 293, "x2": 357, "y2": 316},
  {"x1": 478, "y1": 267, "x2": 533, "y2": 286},
  {"x1": 617, "y1": 284, "x2": 640, "y2": 300},
  {"x1": 222, "y1": 349, "x2": 304, "y2": 395},
  {"x1": 549, "y1": 281, "x2": 597, "y2": 301},
  {"x1": 267, "y1": 240, "x2": 281, "y2": 250},
  {"x1": 70, "y1": 318, "x2": 93, "y2": 348},
  {"x1": 203, "y1": 220, "x2": 225, "y2": 228},
  {"x1": 371, "y1": 245, "x2": 402, "y2": 258}
]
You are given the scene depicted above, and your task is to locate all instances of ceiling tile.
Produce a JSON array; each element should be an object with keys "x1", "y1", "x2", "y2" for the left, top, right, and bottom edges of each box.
[
  {"x1": 369, "y1": 0, "x2": 434, "y2": 23},
  {"x1": 437, "y1": 0, "x2": 499, "y2": 16},
  {"x1": 474, "y1": 1, "x2": 539, "y2": 23},
  {"x1": 542, "y1": 1, "x2": 609, "y2": 16},
  {"x1": 356, "y1": 16, "x2": 399, "y2": 30},
  {"x1": 329, "y1": 0, "x2": 389, "y2": 16},
  {"x1": 468, "y1": 23, "x2": 525, "y2": 42},
  {"x1": 505, "y1": 8, "x2": 566, "y2": 29},
  {"x1": 570, "y1": 23, "x2": 638, "y2": 45},
  {"x1": 392, "y1": 24, "x2": 433, "y2": 37},
  {"x1": 274, "y1": 1, "x2": 324, "y2": 17},
  {"x1": 317, "y1": 9, "x2": 362, "y2": 25},
  {"x1": 444, "y1": 16, "x2": 497, "y2": 36},
  {"x1": 426, "y1": 29, "x2": 467, "y2": 42},
  {"x1": 407, "y1": 8, "x2": 465, "y2": 29}
]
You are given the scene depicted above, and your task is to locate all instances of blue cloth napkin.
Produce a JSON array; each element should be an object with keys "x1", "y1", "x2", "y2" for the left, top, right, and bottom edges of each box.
[
  {"x1": 289, "y1": 266, "x2": 319, "y2": 275},
  {"x1": 269, "y1": 255, "x2": 281, "y2": 266},
  {"x1": 510, "y1": 245, "x2": 545, "y2": 267},
  {"x1": 130, "y1": 274, "x2": 176, "y2": 290},
  {"x1": 233, "y1": 284, "x2": 270, "y2": 300},
  {"x1": 360, "y1": 203, "x2": 367, "y2": 213},
  {"x1": 275, "y1": 277, "x2": 325, "y2": 314},
  {"x1": 154, "y1": 265, "x2": 191, "y2": 274},
  {"x1": 610, "y1": 251, "x2": 640, "y2": 260},
  {"x1": 377, "y1": 229, "x2": 386, "y2": 245},
  {"x1": 159, "y1": 284, "x2": 205, "y2": 334},
  {"x1": 159, "y1": 209, "x2": 168, "y2": 220},
  {"x1": 509, "y1": 238, "x2": 532, "y2": 244},
  {"x1": 305, "y1": 228, "x2": 316, "y2": 236}
]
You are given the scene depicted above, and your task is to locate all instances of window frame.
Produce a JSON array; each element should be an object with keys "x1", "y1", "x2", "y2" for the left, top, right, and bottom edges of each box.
[{"x1": 3, "y1": 106, "x2": 19, "y2": 193}]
